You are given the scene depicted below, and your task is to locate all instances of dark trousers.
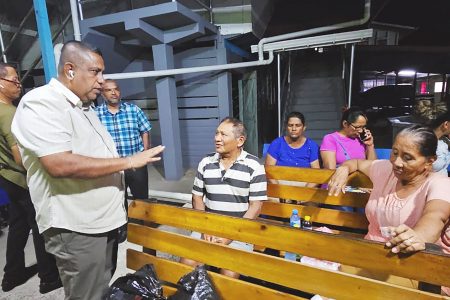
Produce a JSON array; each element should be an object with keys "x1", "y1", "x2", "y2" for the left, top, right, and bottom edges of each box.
[
  {"x1": 124, "y1": 165, "x2": 148, "y2": 211},
  {"x1": 0, "y1": 176, "x2": 59, "y2": 282}
]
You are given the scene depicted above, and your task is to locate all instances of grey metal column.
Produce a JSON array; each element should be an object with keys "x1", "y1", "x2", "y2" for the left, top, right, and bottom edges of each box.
[
  {"x1": 217, "y1": 37, "x2": 232, "y2": 120},
  {"x1": 0, "y1": 26, "x2": 7, "y2": 62},
  {"x1": 277, "y1": 53, "x2": 281, "y2": 137},
  {"x1": 152, "y1": 44, "x2": 183, "y2": 180},
  {"x1": 348, "y1": 43, "x2": 355, "y2": 107}
]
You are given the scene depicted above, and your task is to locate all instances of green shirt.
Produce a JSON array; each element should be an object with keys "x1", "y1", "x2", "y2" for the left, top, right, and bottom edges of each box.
[{"x1": 0, "y1": 103, "x2": 27, "y2": 189}]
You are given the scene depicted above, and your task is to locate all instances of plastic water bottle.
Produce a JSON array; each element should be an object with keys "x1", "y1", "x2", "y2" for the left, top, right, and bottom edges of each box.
[
  {"x1": 303, "y1": 215, "x2": 313, "y2": 230},
  {"x1": 285, "y1": 209, "x2": 301, "y2": 261},
  {"x1": 290, "y1": 209, "x2": 301, "y2": 228}
]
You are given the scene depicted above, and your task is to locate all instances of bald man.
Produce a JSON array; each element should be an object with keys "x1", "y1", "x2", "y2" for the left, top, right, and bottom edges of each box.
[{"x1": 12, "y1": 41, "x2": 165, "y2": 299}]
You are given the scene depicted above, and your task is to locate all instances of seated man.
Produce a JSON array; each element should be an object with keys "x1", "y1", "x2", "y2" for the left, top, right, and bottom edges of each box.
[{"x1": 180, "y1": 117, "x2": 267, "y2": 278}]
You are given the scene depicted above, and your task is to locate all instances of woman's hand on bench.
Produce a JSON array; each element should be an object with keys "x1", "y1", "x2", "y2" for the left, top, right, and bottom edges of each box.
[
  {"x1": 213, "y1": 237, "x2": 232, "y2": 245},
  {"x1": 201, "y1": 233, "x2": 232, "y2": 245},
  {"x1": 327, "y1": 166, "x2": 350, "y2": 196},
  {"x1": 201, "y1": 233, "x2": 214, "y2": 242},
  {"x1": 385, "y1": 224, "x2": 426, "y2": 254}
]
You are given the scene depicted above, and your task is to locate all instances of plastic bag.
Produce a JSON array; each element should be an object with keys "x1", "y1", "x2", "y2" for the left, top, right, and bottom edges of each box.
[
  {"x1": 104, "y1": 264, "x2": 165, "y2": 300},
  {"x1": 168, "y1": 265, "x2": 220, "y2": 300}
]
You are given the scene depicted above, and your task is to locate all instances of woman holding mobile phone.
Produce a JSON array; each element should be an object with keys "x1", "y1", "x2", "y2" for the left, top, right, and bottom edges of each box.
[{"x1": 320, "y1": 106, "x2": 377, "y2": 169}]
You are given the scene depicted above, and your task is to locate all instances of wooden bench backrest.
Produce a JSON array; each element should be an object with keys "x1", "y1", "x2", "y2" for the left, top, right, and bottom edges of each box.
[
  {"x1": 128, "y1": 201, "x2": 450, "y2": 300},
  {"x1": 262, "y1": 166, "x2": 372, "y2": 231},
  {"x1": 127, "y1": 250, "x2": 304, "y2": 299},
  {"x1": 265, "y1": 166, "x2": 373, "y2": 187}
]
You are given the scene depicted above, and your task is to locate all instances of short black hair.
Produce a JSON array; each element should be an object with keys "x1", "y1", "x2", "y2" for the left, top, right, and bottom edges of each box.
[
  {"x1": 430, "y1": 111, "x2": 450, "y2": 129},
  {"x1": 397, "y1": 125, "x2": 437, "y2": 157},
  {"x1": 286, "y1": 111, "x2": 306, "y2": 125},
  {"x1": 103, "y1": 79, "x2": 117, "y2": 85},
  {"x1": 58, "y1": 40, "x2": 103, "y2": 72},
  {"x1": 60, "y1": 40, "x2": 102, "y2": 57}
]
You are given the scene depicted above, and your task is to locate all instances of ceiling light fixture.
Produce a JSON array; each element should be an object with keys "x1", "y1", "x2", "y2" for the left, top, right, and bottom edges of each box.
[{"x1": 398, "y1": 70, "x2": 416, "y2": 77}]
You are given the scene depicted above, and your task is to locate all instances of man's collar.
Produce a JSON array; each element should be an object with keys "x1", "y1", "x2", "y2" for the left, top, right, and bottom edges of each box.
[
  {"x1": 101, "y1": 101, "x2": 125, "y2": 114},
  {"x1": 49, "y1": 78, "x2": 82, "y2": 108},
  {"x1": 211, "y1": 149, "x2": 247, "y2": 163},
  {"x1": 236, "y1": 149, "x2": 247, "y2": 161}
]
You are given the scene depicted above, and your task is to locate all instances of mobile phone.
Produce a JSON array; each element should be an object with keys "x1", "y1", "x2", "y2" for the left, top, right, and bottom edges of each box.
[{"x1": 359, "y1": 130, "x2": 368, "y2": 142}]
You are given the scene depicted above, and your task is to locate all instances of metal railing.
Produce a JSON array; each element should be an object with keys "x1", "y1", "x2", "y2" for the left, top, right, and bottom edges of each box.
[
  {"x1": 2, "y1": 7, "x2": 35, "y2": 57},
  {"x1": 21, "y1": 14, "x2": 72, "y2": 84}
]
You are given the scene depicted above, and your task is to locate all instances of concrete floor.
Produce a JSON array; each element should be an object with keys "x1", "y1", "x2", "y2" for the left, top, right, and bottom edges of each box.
[{"x1": 0, "y1": 165, "x2": 195, "y2": 299}]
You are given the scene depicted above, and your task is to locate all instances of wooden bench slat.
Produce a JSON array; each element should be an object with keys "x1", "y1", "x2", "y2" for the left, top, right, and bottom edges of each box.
[
  {"x1": 267, "y1": 184, "x2": 369, "y2": 208},
  {"x1": 339, "y1": 265, "x2": 418, "y2": 289},
  {"x1": 261, "y1": 201, "x2": 369, "y2": 230},
  {"x1": 265, "y1": 166, "x2": 373, "y2": 188},
  {"x1": 127, "y1": 249, "x2": 306, "y2": 300},
  {"x1": 127, "y1": 223, "x2": 444, "y2": 300},
  {"x1": 162, "y1": 286, "x2": 177, "y2": 297},
  {"x1": 128, "y1": 201, "x2": 450, "y2": 288}
]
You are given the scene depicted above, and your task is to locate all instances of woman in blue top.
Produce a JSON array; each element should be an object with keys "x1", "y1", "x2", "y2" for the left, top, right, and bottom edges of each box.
[{"x1": 265, "y1": 111, "x2": 320, "y2": 169}]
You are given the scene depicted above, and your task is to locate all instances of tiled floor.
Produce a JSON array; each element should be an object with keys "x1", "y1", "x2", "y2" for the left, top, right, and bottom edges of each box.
[{"x1": 0, "y1": 165, "x2": 194, "y2": 299}]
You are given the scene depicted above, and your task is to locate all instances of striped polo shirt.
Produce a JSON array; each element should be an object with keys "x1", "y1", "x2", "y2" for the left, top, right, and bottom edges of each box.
[{"x1": 192, "y1": 150, "x2": 267, "y2": 217}]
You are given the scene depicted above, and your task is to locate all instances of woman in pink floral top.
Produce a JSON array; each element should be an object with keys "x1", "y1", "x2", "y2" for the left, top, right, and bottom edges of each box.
[{"x1": 327, "y1": 125, "x2": 450, "y2": 294}]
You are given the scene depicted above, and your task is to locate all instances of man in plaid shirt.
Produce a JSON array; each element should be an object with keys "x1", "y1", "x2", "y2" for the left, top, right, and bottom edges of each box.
[{"x1": 95, "y1": 79, "x2": 152, "y2": 241}]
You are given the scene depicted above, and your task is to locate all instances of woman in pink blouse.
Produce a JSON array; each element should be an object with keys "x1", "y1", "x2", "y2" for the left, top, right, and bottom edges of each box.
[
  {"x1": 320, "y1": 107, "x2": 377, "y2": 169},
  {"x1": 327, "y1": 125, "x2": 450, "y2": 294}
]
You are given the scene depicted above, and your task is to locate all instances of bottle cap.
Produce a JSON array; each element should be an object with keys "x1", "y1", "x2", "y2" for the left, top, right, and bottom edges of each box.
[
  {"x1": 305, "y1": 215, "x2": 311, "y2": 221},
  {"x1": 292, "y1": 209, "x2": 298, "y2": 214}
]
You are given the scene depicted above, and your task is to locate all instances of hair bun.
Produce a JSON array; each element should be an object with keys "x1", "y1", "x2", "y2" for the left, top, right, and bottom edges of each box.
[{"x1": 414, "y1": 100, "x2": 448, "y2": 121}]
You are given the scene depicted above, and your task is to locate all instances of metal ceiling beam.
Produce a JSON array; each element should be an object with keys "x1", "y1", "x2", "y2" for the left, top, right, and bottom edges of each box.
[{"x1": 0, "y1": 24, "x2": 37, "y2": 37}]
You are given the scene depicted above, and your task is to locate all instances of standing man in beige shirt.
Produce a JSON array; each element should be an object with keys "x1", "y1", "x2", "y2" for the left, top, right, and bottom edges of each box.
[{"x1": 12, "y1": 41, "x2": 164, "y2": 299}]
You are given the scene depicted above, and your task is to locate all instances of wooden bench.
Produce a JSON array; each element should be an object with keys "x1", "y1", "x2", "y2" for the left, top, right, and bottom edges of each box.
[
  {"x1": 127, "y1": 201, "x2": 450, "y2": 299},
  {"x1": 261, "y1": 166, "x2": 372, "y2": 235}
]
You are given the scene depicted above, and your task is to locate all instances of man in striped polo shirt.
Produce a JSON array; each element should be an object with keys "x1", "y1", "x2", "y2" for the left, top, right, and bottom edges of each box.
[{"x1": 181, "y1": 117, "x2": 267, "y2": 278}]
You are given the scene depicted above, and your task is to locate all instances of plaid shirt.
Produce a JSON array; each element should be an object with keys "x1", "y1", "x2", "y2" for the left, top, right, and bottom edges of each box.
[{"x1": 95, "y1": 102, "x2": 152, "y2": 157}]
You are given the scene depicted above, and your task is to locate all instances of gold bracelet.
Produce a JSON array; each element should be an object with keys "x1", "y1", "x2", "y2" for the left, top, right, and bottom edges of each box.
[{"x1": 127, "y1": 157, "x2": 136, "y2": 171}]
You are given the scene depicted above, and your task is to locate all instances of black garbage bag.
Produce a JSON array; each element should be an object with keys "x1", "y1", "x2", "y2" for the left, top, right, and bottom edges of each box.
[
  {"x1": 104, "y1": 264, "x2": 165, "y2": 300},
  {"x1": 168, "y1": 265, "x2": 220, "y2": 300}
]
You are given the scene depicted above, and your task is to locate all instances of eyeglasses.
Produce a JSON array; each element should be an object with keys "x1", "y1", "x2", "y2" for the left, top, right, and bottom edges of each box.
[
  {"x1": 349, "y1": 123, "x2": 366, "y2": 131},
  {"x1": 0, "y1": 77, "x2": 21, "y2": 86}
]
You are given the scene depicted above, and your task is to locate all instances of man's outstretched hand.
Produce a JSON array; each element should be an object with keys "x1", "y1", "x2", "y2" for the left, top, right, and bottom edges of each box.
[{"x1": 130, "y1": 145, "x2": 165, "y2": 168}]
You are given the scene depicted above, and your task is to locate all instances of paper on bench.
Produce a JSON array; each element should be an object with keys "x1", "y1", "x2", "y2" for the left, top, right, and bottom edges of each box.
[{"x1": 300, "y1": 226, "x2": 341, "y2": 271}]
